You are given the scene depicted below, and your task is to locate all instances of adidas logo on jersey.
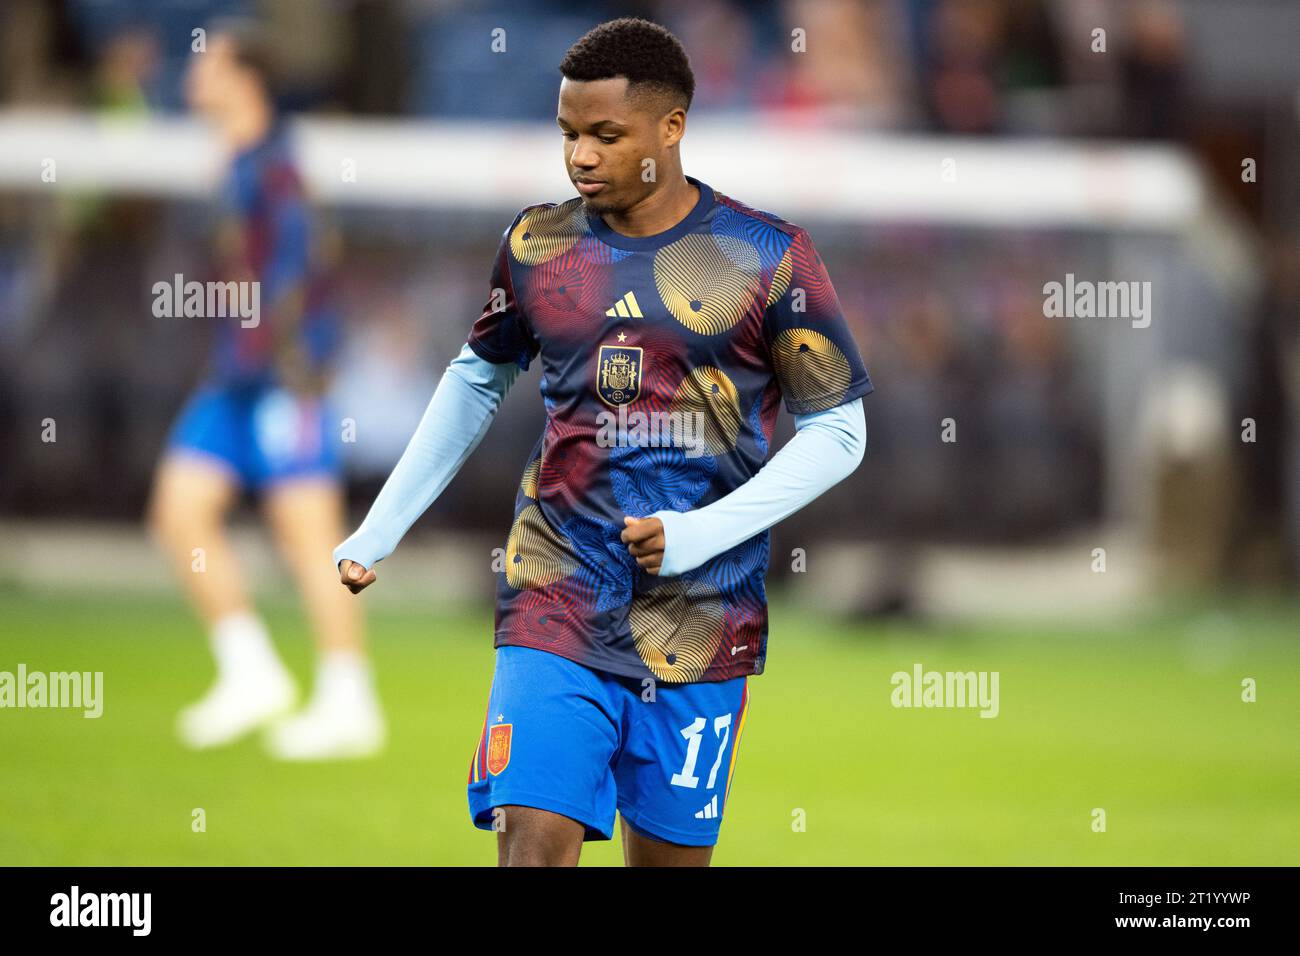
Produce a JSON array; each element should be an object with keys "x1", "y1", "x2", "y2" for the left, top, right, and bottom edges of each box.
[
  {"x1": 694, "y1": 795, "x2": 719, "y2": 820},
  {"x1": 605, "y1": 291, "x2": 643, "y2": 319}
]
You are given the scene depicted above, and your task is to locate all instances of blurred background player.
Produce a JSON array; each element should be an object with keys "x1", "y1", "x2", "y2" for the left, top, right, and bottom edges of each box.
[{"x1": 146, "y1": 19, "x2": 384, "y2": 759}]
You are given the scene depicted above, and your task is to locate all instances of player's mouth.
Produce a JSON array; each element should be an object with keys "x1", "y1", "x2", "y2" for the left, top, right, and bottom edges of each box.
[{"x1": 573, "y1": 178, "x2": 607, "y2": 196}]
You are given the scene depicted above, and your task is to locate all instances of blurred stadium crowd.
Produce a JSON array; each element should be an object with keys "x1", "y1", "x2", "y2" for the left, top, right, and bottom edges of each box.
[
  {"x1": 1, "y1": 0, "x2": 1299, "y2": 592},
  {"x1": 0, "y1": 0, "x2": 1210, "y2": 134}
]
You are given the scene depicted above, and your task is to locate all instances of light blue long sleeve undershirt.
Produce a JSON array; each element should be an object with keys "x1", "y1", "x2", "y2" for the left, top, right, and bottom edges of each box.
[
  {"x1": 332, "y1": 344, "x2": 519, "y2": 571},
  {"x1": 650, "y1": 398, "x2": 865, "y2": 577},
  {"x1": 333, "y1": 344, "x2": 867, "y2": 577}
]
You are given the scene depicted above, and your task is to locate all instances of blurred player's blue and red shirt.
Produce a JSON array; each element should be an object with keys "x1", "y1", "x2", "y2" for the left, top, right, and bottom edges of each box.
[
  {"x1": 167, "y1": 124, "x2": 342, "y2": 489},
  {"x1": 210, "y1": 123, "x2": 340, "y2": 388},
  {"x1": 467, "y1": 177, "x2": 873, "y2": 684}
]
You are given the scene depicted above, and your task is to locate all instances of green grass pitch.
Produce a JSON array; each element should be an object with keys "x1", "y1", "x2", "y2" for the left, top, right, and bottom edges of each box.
[{"x1": 1, "y1": 589, "x2": 1296, "y2": 865}]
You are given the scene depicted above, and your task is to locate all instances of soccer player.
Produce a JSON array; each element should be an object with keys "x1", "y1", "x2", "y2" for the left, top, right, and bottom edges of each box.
[
  {"x1": 148, "y1": 21, "x2": 384, "y2": 759},
  {"x1": 335, "y1": 18, "x2": 871, "y2": 863}
]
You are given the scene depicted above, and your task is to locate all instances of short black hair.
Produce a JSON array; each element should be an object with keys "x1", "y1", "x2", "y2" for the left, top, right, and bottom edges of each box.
[{"x1": 559, "y1": 18, "x2": 695, "y2": 112}]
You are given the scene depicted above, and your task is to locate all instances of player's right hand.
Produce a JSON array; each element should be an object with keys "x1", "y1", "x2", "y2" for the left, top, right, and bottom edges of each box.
[{"x1": 338, "y1": 559, "x2": 378, "y2": 594}]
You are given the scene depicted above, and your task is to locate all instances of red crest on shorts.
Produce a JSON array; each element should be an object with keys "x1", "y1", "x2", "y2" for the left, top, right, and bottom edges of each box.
[{"x1": 486, "y1": 723, "x2": 512, "y2": 775}]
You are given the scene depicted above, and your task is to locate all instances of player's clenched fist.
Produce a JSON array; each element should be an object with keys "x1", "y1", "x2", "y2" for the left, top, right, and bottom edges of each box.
[
  {"x1": 338, "y1": 559, "x2": 378, "y2": 594},
  {"x1": 621, "y1": 516, "x2": 665, "y2": 575}
]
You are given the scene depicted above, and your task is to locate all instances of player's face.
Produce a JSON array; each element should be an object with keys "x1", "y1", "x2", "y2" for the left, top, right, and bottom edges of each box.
[
  {"x1": 183, "y1": 34, "x2": 240, "y2": 116},
  {"x1": 557, "y1": 77, "x2": 680, "y2": 216}
]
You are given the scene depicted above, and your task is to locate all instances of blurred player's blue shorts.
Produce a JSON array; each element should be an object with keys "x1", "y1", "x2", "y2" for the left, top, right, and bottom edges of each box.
[
  {"x1": 468, "y1": 645, "x2": 750, "y2": 847},
  {"x1": 165, "y1": 382, "x2": 339, "y2": 491}
]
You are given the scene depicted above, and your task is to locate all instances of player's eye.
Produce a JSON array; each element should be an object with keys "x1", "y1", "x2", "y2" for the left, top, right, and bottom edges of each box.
[
  {"x1": 560, "y1": 131, "x2": 577, "y2": 140},
  {"x1": 598, "y1": 135, "x2": 618, "y2": 145}
]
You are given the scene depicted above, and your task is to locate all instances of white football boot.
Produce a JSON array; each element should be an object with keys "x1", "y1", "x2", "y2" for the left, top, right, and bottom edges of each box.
[
  {"x1": 263, "y1": 652, "x2": 386, "y2": 760},
  {"x1": 177, "y1": 661, "x2": 299, "y2": 750}
]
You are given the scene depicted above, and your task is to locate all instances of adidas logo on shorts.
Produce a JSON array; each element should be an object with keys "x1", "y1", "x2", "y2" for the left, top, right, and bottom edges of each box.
[{"x1": 694, "y1": 794, "x2": 719, "y2": 820}]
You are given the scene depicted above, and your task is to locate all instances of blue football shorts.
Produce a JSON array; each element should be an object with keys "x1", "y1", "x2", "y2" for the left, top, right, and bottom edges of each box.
[
  {"x1": 165, "y1": 382, "x2": 339, "y2": 491},
  {"x1": 467, "y1": 645, "x2": 751, "y2": 847}
]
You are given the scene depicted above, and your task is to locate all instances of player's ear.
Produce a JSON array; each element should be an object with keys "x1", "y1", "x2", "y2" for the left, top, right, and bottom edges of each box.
[{"x1": 662, "y1": 106, "x2": 686, "y2": 148}]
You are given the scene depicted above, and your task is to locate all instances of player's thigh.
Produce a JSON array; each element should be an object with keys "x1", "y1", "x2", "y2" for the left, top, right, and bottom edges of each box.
[
  {"x1": 148, "y1": 453, "x2": 240, "y2": 535},
  {"x1": 468, "y1": 647, "x2": 622, "y2": 847},
  {"x1": 260, "y1": 475, "x2": 347, "y2": 558},
  {"x1": 620, "y1": 816, "x2": 714, "y2": 867},
  {"x1": 496, "y1": 805, "x2": 585, "y2": 867},
  {"x1": 614, "y1": 675, "x2": 750, "y2": 850}
]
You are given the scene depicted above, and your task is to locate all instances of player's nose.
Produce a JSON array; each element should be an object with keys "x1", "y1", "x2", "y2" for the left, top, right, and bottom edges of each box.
[{"x1": 569, "y1": 141, "x2": 599, "y2": 170}]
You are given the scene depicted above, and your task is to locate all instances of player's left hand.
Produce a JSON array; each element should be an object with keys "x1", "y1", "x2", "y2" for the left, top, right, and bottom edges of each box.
[{"x1": 621, "y1": 516, "x2": 665, "y2": 575}]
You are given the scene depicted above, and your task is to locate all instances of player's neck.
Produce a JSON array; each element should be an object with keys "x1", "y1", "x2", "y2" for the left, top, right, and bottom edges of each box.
[
  {"x1": 600, "y1": 175, "x2": 700, "y2": 238},
  {"x1": 220, "y1": 100, "x2": 275, "y2": 154}
]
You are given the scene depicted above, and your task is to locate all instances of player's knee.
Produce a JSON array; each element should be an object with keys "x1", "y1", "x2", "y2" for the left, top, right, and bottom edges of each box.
[
  {"x1": 499, "y1": 840, "x2": 577, "y2": 867},
  {"x1": 267, "y1": 525, "x2": 324, "y2": 575},
  {"x1": 145, "y1": 491, "x2": 180, "y2": 546},
  {"x1": 147, "y1": 489, "x2": 217, "y2": 551},
  {"x1": 496, "y1": 806, "x2": 582, "y2": 867}
]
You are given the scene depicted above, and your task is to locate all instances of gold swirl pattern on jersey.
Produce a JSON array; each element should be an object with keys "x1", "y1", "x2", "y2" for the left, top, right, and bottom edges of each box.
[
  {"x1": 669, "y1": 366, "x2": 743, "y2": 455},
  {"x1": 654, "y1": 234, "x2": 763, "y2": 335},
  {"x1": 505, "y1": 504, "x2": 578, "y2": 589},
  {"x1": 630, "y1": 578, "x2": 726, "y2": 682},
  {"x1": 770, "y1": 327, "x2": 852, "y2": 412},
  {"x1": 510, "y1": 202, "x2": 587, "y2": 265}
]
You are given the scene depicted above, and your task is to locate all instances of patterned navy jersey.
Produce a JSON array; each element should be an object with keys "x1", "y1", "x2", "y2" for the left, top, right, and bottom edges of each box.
[
  {"x1": 468, "y1": 177, "x2": 873, "y2": 683},
  {"x1": 209, "y1": 125, "x2": 339, "y2": 387}
]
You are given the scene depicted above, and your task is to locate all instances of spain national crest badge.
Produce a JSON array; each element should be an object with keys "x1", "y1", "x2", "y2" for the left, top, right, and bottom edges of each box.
[
  {"x1": 486, "y1": 723, "x2": 512, "y2": 775},
  {"x1": 596, "y1": 345, "x2": 642, "y2": 407}
]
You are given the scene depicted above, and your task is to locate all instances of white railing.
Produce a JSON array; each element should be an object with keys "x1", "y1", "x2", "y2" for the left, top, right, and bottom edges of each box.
[{"x1": 0, "y1": 110, "x2": 1206, "y2": 231}]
